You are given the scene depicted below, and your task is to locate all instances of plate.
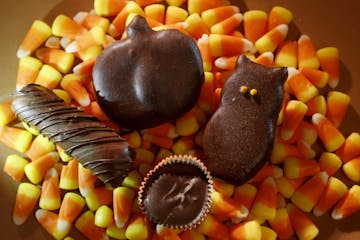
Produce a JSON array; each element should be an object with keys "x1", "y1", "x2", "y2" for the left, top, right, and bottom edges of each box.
[{"x1": 0, "y1": 0, "x2": 359, "y2": 239}]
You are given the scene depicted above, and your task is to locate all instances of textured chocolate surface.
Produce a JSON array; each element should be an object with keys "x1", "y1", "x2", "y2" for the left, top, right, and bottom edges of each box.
[
  {"x1": 92, "y1": 15, "x2": 204, "y2": 129},
  {"x1": 143, "y1": 174, "x2": 208, "y2": 226},
  {"x1": 12, "y1": 84, "x2": 134, "y2": 186},
  {"x1": 203, "y1": 55, "x2": 287, "y2": 184}
]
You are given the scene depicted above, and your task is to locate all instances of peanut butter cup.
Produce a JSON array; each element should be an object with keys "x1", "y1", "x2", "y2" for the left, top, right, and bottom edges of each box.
[{"x1": 138, "y1": 155, "x2": 212, "y2": 229}]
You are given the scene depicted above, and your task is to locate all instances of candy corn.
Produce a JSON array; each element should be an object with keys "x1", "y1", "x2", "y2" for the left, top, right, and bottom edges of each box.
[
  {"x1": 318, "y1": 152, "x2": 342, "y2": 176},
  {"x1": 106, "y1": 224, "x2": 127, "y2": 240},
  {"x1": 267, "y1": 6, "x2": 293, "y2": 30},
  {"x1": 243, "y1": 10, "x2": 267, "y2": 43},
  {"x1": 125, "y1": 214, "x2": 149, "y2": 240},
  {"x1": 34, "y1": 64, "x2": 63, "y2": 89},
  {"x1": 26, "y1": 134, "x2": 55, "y2": 161},
  {"x1": 113, "y1": 186, "x2": 135, "y2": 228},
  {"x1": 35, "y1": 209, "x2": 64, "y2": 239},
  {"x1": 233, "y1": 183, "x2": 257, "y2": 210},
  {"x1": 201, "y1": 6, "x2": 239, "y2": 28},
  {"x1": 144, "y1": 4, "x2": 165, "y2": 23},
  {"x1": 283, "y1": 157, "x2": 320, "y2": 179},
  {"x1": 313, "y1": 177, "x2": 348, "y2": 216},
  {"x1": 210, "y1": 190, "x2": 248, "y2": 223},
  {"x1": 336, "y1": 132, "x2": 360, "y2": 163},
  {"x1": 261, "y1": 226, "x2": 277, "y2": 240},
  {"x1": 197, "y1": 214, "x2": 229, "y2": 239},
  {"x1": 59, "y1": 159, "x2": 79, "y2": 190},
  {"x1": 229, "y1": 220, "x2": 262, "y2": 240},
  {"x1": 275, "y1": 176, "x2": 306, "y2": 199},
  {"x1": 16, "y1": 56, "x2": 43, "y2": 90},
  {"x1": 275, "y1": 41, "x2": 297, "y2": 68},
  {"x1": 39, "y1": 168, "x2": 61, "y2": 210},
  {"x1": 165, "y1": 6, "x2": 188, "y2": 24},
  {"x1": 61, "y1": 73, "x2": 91, "y2": 107},
  {"x1": 280, "y1": 100, "x2": 308, "y2": 141},
  {"x1": 287, "y1": 203, "x2": 319, "y2": 240},
  {"x1": 95, "y1": 205, "x2": 114, "y2": 228},
  {"x1": 13, "y1": 182, "x2": 41, "y2": 225},
  {"x1": 109, "y1": 1, "x2": 144, "y2": 37},
  {"x1": 209, "y1": 34, "x2": 255, "y2": 57},
  {"x1": 0, "y1": 126, "x2": 33, "y2": 153},
  {"x1": 270, "y1": 142, "x2": 300, "y2": 164},
  {"x1": 66, "y1": 26, "x2": 106, "y2": 53},
  {"x1": 305, "y1": 95, "x2": 326, "y2": 116},
  {"x1": 312, "y1": 113, "x2": 345, "y2": 152},
  {"x1": 297, "y1": 34, "x2": 320, "y2": 69},
  {"x1": 85, "y1": 186, "x2": 113, "y2": 211},
  {"x1": 317, "y1": 47, "x2": 339, "y2": 88},
  {"x1": 326, "y1": 91, "x2": 351, "y2": 128},
  {"x1": 75, "y1": 211, "x2": 109, "y2": 240},
  {"x1": 286, "y1": 68, "x2": 318, "y2": 103},
  {"x1": 268, "y1": 207, "x2": 294, "y2": 240},
  {"x1": 255, "y1": 24, "x2": 288, "y2": 54},
  {"x1": 24, "y1": 152, "x2": 59, "y2": 184},
  {"x1": 249, "y1": 163, "x2": 283, "y2": 183},
  {"x1": 210, "y1": 13, "x2": 243, "y2": 35},
  {"x1": 175, "y1": 109, "x2": 200, "y2": 136},
  {"x1": 78, "y1": 163, "x2": 98, "y2": 197},
  {"x1": 332, "y1": 185, "x2": 360, "y2": 220},
  {"x1": 291, "y1": 171, "x2": 329, "y2": 212},
  {"x1": 74, "y1": 11, "x2": 111, "y2": 31},
  {"x1": 94, "y1": 0, "x2": 128, "y2": 17},
  {"x1": 36, "y1": 48, "x2": 75, "y2": 74},
  {"x1": 300, "y1": 67, "x2": 329, "y2": 88},
  {"x1": 250, "y1": 177, "x2": 278, "y2": 220},
  {"x1": 187, "y1": 0, "x2": 229, "y2": 14},
  {"x1": 343, "y1": 157, "x2": 360, "y2": 182},
  {"x1": 212, "y1": 178, "x2": 235, "y2": 197},
  {"x1": 3, "y1": 154, "x2": 29, "y2": 181},
  {"x1": 197, "y1": 34, "x2": 212, "y2": 72},
  {"x1": 52, "y1": 14, "x2": 87, "y2": 39},
  {"x1": 57, "y1": 192, "x2": 85, "y2": 235},
  {"x1": 17, "y1": 20, "x2": 52, "y2": 58}
]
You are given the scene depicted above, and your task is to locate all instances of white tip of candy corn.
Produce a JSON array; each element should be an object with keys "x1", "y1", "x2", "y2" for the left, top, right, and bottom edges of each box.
[
  {"x1": 312, "y1": 113, "x2": 324, "y2": 125},
  {"x1": 234, "y1": 13, "x2": 244, "y2": 22},
  {"x1": 57, "y1": 219, "x2": 71, "y2": 233},
  {"x1": 231, "y1": 205, "x2": 249, "y2": 223},
  {"x1": 277, "y1": 24, "x2": 289, "y2": 37},
  {"x1": 298, "y1": 34, "x2": 310, "y2": 43},
  {"x1": 17, "y1": 48, "x2": 30, "y2": 59},
  {"x1": 65, "y1": 41, "x2": 79, "y2": 53},
  {"x1": 286, "y1": 67, "x2": 299, "y2": 79},
  {"x1": 331, "y1": 209, "x2": 343, "y2": 220},
  {"x1": 73, "y1": 12, "x2": 88, "y2": 24},
  {"x1": 242, "y1": 38, "x2": 256, "y2": 53},
  {"x1": 13, "y1": 215, "x2": 27, "y2": 226}
]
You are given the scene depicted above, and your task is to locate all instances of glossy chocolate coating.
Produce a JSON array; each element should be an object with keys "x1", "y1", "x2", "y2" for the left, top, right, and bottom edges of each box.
[
  {"x1": 12, "y1": 84, "x2": 134, "y2": 186},
  {"x1": 203, "y1": 55, "x2": 287, "y2": 184},
  {"x1": 92, "y1": 15, "x2": 204, "y2": 129},
  {"x1": 143, "y1": 174, "x2": 208, "y2": 226}
]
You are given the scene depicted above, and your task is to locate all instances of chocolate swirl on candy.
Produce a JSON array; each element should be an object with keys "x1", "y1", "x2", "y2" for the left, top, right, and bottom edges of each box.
[{"x1": 12, "y1": 84, "x2": 134, "y2": 186}]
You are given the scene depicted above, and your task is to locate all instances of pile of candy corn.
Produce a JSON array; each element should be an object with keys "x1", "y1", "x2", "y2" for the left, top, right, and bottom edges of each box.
[{"x1": 1, "y1": 0, "x2": 360, "y2": 239}]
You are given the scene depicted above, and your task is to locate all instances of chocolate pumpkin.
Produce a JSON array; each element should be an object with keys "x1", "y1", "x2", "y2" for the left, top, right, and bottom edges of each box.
[{"x1": 92, "y1": 15, "x2": 204, "y2": 129}]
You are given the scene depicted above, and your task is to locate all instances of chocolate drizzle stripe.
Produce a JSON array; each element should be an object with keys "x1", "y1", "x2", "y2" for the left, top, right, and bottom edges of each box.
[
  {"x1": 48, "y1": 126, "x2": 113, "y2": 141},
  {"x1": 64, "y1": 136, "x2": 124, "y2": 155},
  {"x1": 22, "y1": 107, "x2": 81, "y2": 123},
  {"x1": 12, "y1": 84, "x2": 134, "y2": 187},
  {"x1": 13, "y1": 100, "x2": 65, "y2": 115}
]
